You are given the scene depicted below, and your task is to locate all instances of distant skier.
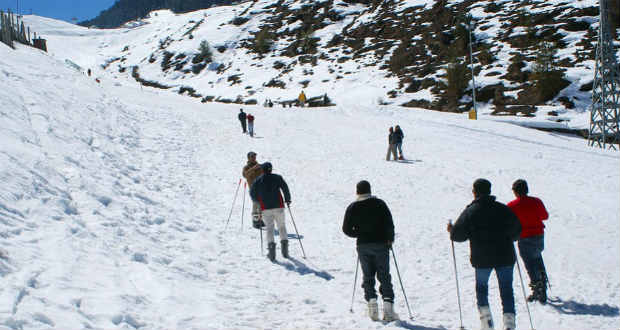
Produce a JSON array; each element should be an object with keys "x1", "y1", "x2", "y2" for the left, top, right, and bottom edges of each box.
[
  {"x1": 386, "y1": 127, "x2": 397, "y2": 161},
  {"x1": 247, "y1": 113, "x2": 255, "y2": 137},
  {"x1": 242, "y1": 151, "x2": 264, "y2": 229},
  {"x1": 393, "y1": 125, "x2": 404, "y2": 160},
  {"x1": 507, "y1": 179, "x2": 549, "y2": 304},
  {"x1": 250, "y1": 162, "x2": 292, "y2": 261},
  {"x1": 238, "y1": 109, "x2": 247, "y2": 134},
  {"x1": 448, "y1": 178, "x2": 521, "y2": 330},
  {"x1": 342, "y1": 180, "x2": 399, "y2": 322}
]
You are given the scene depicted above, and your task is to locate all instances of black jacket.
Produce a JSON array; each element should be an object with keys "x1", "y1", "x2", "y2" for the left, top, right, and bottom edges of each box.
[
  {"x1": 238, "y1": 112, "x2": 246, "y2": 121},
  {"x1": 451, "y1": 195, "x2": 522, "y2": 268},
  {"x1": 393, "y1": 129, "x2": 404, "y2": 144},
  {"x1": 342, "y1": 196, "x2": 395, "y2": 245},
  {"x1": 250, "y1": 173, "x2": 291, "y2": 210}
]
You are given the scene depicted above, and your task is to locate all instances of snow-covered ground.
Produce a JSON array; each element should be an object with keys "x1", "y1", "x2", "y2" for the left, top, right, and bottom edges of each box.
[{"x1": 1, "y1": 14, "x2": 619, "y2": 330}]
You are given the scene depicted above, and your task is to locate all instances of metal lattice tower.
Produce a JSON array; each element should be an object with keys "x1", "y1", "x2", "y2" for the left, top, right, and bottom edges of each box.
[{"x1": 588, "y1": 0, "x2": 620, "y2": 149}]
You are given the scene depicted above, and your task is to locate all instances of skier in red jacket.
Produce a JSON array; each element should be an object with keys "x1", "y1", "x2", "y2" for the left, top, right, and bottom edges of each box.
[
  {"x1": 507, "y1": 179, "x2": 549, "y2": 303},
  {"x1": 247, "y1": 113, "x2": 255, "y2": 137}
]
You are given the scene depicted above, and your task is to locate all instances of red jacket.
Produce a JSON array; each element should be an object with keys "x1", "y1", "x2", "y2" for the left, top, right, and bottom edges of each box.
[
  {"x1": 507, "y1": 196, "x2": 548, "y2": 238},
  {"x1": 247, "y1": 114, "x2": 255, "y2": 123}
]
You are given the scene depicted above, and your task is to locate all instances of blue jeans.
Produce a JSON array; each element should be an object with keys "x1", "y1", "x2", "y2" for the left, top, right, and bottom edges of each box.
[
  {"x1": 395, "y1": 143, "x2": 403, "y2": 157},
  {"x1": 476, "y1": 265, "x2": 515, "y2": 314},
  {"x1": 357, "y1": 243, "x2": 394, "y2": 302},
  {"x1": 518, "y1": 235, "x2": 546, "y2": 283}
]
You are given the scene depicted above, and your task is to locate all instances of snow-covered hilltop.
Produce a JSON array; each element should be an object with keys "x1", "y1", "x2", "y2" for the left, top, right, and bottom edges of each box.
[
  {"x1": 1, "y1": 4, "x2": 619, "y2": 330},
  {"x1": 25, "y1": 0, "x2": 620, "y2": 132}
]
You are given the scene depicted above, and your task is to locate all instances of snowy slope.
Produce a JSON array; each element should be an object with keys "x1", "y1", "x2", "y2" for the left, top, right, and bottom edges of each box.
[{"x1": 1, "y1": 15, "x2": 620, "y2": 330}]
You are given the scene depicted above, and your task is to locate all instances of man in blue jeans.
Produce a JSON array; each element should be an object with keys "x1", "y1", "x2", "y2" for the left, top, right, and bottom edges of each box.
[
  {"x1": 448, "y1": 178, "x2": 521, "y2": 330},
  {"x1": 508, "y1": 179, "x2": 549, "y2": 303}
]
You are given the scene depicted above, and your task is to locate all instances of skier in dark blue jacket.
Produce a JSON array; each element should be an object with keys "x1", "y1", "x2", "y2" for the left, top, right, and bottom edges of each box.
[{"x1": 250, "y1": 162, "x2": 292, "y2": 261}]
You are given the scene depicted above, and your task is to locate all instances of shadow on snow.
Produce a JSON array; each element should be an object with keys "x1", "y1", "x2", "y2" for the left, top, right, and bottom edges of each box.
[
  {"x1": 274, "y1": 257, "x2": 334, "y2": 281},
  {"x1": 547, "y1": 297, "x2": 619, "y2": 317},
  {"x1": 389, "y1": 320, "x2": 447, "y2": 330},
  {"x1": 395, "y1": 159, "x2": 422, "y2": 164}
]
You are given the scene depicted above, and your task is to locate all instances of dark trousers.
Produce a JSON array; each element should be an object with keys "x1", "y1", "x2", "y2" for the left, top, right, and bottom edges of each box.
[
  {"x1": 475, "y1": 265, "x2": 515, "y2": 314},
  {"x1": 518, "y1": 235, "x2": 546, "y2": 283},
  {"x1": 240, "y1": 120, "x2": 247, "y2": 133},
  {"x1": 357, "y1": 243, "x2": 394, "y2": 303}
]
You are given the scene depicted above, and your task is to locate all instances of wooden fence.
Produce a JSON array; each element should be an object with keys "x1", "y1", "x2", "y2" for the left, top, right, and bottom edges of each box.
[{"x1": 0, "y1": 10, "x2": 42, "y2": 50}]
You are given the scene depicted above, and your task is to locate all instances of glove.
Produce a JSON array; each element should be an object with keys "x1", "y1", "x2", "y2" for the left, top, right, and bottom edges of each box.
[
  {"x1": 387, "y1": 240, "x2": 393, "y2": 248},
  {"x1": 285, "y1": 200, "x2": 291, "y2": 206}
]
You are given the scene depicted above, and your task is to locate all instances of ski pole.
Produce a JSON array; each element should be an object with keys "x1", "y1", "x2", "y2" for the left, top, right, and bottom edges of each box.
[
  {"x1": 541, "y1": 258, "x2": 552, "y2": 294},
  {"x1": 390, "y1": 246, "x2": 414, "y2": 320},
  {"x1": 450, "y1": 222, "x2": 465, "y2": 330},
  {"x1": 286, "y1": 205, "x2": 307, "y2": 259},
  {"x1": 224, "y1": 179, "x2": 242, "y2": 230},
  {"x1": 350, "y1": 256, "x2": 359, "y2": 313},
  {"x1": 260, "y1": 227, "x2": 264, "y2": 256},
  {"x1": 241, "y1": 182, "x2": 246, "y2": 231},
  {"x1": 515, "y1": 245, "x2": 535, "y2": 330}
]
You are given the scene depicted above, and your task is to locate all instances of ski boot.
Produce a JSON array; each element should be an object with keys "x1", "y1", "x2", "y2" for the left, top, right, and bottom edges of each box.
[
  {"x1": 367, "y1": 298, "x2": 379, "y2": 321},
  {"x1": 503, "y1": 313, "x2": 515, "y2": 330},
  {"x1": 479, "y1": 305, "x2": 494, "y2": 330},
  {"x1": 281, "y1": 240, "x2": 289, "y2": 258},
  {"x1": 383, "y1": 300, "x2": 399, "y2": 322},
  {"x1": 267, "y1": 242, "x2": 276, "y2": 262}
]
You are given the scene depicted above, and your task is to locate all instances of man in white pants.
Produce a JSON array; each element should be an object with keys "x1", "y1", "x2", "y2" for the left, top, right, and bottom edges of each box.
[{"x1": 250, "y1": 162, "x2": 292, "y2": 261}]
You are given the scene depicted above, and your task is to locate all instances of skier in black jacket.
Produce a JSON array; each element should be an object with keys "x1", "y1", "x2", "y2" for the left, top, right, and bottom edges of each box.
[
  {"x1": 238, "y1": 109, "x2": 247, "y2": 133},
  {"x1": 448, "y1": 178, "x2": 522, "y2": 330},
  {"x1": 342, "y1": 180, "x2": 398, "y2": 322},
  {"x1": 250, "y1": 162, "x2": 291, "y2": 261}
]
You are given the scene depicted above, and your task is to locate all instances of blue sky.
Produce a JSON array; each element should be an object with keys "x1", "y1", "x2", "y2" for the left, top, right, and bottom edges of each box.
[{"x1": 1, "y1": 0, "x2": 116, "y2": 22}]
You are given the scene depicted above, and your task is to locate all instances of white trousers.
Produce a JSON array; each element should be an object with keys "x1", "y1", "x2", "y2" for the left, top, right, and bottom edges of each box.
[{"x1": 262, "y1": 208, "x2": 287, "y2": 243}]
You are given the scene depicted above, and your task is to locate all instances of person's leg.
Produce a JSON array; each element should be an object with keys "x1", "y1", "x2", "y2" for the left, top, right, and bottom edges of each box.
[
  {"x1": 518, "y1": 237, "x2": 539, "y2": 283},
  {"x1": 386, "y1": 145, "x2": 392, "y2": 160},
  {"x1": 495, "y1": 265, "x2": 516, "y2": 314},
  {"x1": 251, "y1": 201, "x2": 263, "y2": 228},
  {"x1": 262, "y1": 209, "x2": 276, "y2": 261},
  {"x1": 396, "y1": 143, "x2": 403, "y2": 158},
  {"x1": 476, "y1": 268, "x2": 494, "y2": 329},
  {"x1": 274, "y1": 208, "x2": 289, "y2": 257},
  {"x1": 390, "y1": 144, "x2": 397, "y2": 160},
  {"x1": 357, "y1": 245, "x2": 378, "y2": 302},
  {"x1": 375, "y1": 245, "x2": 394, "y2": 303},
  {"x1": 375, "y1": 244, "x2": 398, "y2": 321},
  {"x1": 262, "y1": 209, "x2": 276, "y2": 244},
  {"x1": 475, "y1": 268, "x2": 493, "y2": 308},
  {"x1": 519, "y1": 236, "x2": 547, "y2": 301}
]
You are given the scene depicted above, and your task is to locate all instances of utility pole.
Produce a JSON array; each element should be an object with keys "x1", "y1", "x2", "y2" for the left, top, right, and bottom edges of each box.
[
  {"x1": 467, "y1": 15, "x2": 478, "y2": 119},
  {"x1": 588, "y1": 0, "x2": 620, "y2": 149}
]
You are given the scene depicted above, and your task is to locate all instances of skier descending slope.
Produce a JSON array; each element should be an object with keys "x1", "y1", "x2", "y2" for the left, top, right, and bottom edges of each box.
[
  {"x1": 342, "y1": 180, "x2": 399, "y2": 322},
  {"x1": 250, "y1": 162, "x2": 292, "y2": 261},
  {"x1": 448, "y1": 179, "x2": 521, "y2": 330}
]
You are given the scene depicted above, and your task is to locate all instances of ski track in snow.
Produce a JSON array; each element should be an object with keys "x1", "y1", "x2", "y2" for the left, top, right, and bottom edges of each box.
[{"x1": 0, "y1": 15, "x2": 619, "y2": 330}]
